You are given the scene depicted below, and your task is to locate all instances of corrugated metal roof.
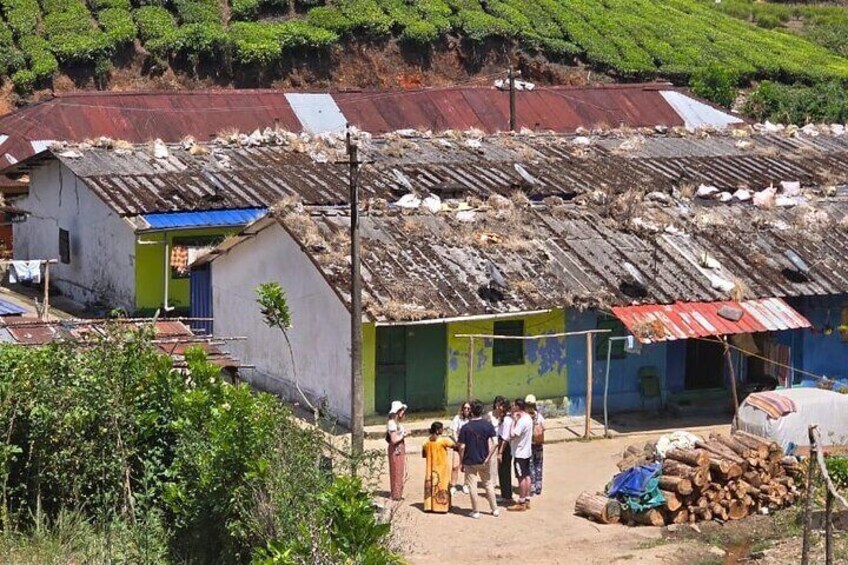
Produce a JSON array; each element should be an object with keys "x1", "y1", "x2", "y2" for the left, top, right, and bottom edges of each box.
[
  {"x1": 0, "y1": 298, "x2": 26, "y2": 316},
  {"x1": 0, "y1": 85, "x2": 742, "y2": 173},
  {"x1": 141, "y1": 207, "x2": 267, "y2": 230},
  {"x1": 659, "y1": 91, "x2": 744, "y2": 129},
  {"x1": 611, "y1": 298, "x2": 812, "y2": 343}
]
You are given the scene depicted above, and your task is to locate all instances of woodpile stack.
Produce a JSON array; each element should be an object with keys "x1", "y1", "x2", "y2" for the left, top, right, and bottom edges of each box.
[{"x1": 577, "y1": 430, "x2": 803, "y2": 527}]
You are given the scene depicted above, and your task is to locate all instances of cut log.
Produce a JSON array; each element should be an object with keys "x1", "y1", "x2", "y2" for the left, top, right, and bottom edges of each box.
[
  {"x1": 709, "y1": 458, "x2": 731, "y2": 476},
  {"x1": 735, "y1": 430, "x2": 780, "y2": 453},
  {"x1": 713, "y1": 434, "x2": 752, "y2": 458},
  {"x1": 743, "y1": 471, "x2": 762, "y2": 488},
  {"x1": 625, "y1": 444, "x2": 642, "y2": 457},
  {"x1": 696, "y1": 440, "x2": 746, "y2": 465},
  {"x1": 617, "y1": 454, "x2": 653, "y2": 472},
  {"x1": 666, "y1": 448, "x2": 710, "y2": 468},
  {"x1": 662, "y1": 490, "x2": 683, "y2": 512},
  {"x1": 628, "y1": 508, "x2": 665, "y2": 526},
  {"x1": 726, "y1": 463, "x2": 744, "y2": 479},
  {"x1": 668, "y1": 508, "x2": 689, "y2": 524},
  {"x1": 658, "y1": 475, "x2": 693, "y2": 495},
  {"x1": 728, "y1": 500, "x2": 748, "y2": 520},
  {"x1": 732, "y1": 433, "x2": 770, "y2": 459},
  {"x1": 691, "y1": 467, "x2": 709, "y2": 489},
  {"x1": 574, "y1": 491, "x2": 621, "y2": 524}
]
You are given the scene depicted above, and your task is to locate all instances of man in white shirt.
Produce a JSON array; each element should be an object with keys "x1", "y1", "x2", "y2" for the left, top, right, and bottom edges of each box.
[{"x1": 507, "y1": 399, "x2": 534, "y2": 512}]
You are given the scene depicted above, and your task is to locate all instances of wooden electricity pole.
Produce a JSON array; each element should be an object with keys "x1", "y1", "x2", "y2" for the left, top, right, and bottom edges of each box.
[
  {"x1": 508, "y1": 66, "x2": 518, "y2": 132},
  {"x1": 347, "y1": 129, "x2": 364, "y2": 456}
]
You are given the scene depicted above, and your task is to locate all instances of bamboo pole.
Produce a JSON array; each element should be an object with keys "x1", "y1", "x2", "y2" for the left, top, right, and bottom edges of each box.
[
  {"x1": 723, "y1": 338, "x2": 740, "y2": 427},
  {"x1": 802, "y1": 425, "x2": 817, "y2": 565},
  {"x1": 466, "y1": 336, "x2": 474, "y2": 402},
  {"x1": 585, "y1": 332, "x2": 594, "y2": 439}
]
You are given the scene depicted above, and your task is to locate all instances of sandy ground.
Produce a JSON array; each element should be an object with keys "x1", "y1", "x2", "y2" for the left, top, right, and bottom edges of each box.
[{"x1": 376, "y1": 425, "x2": 729, "y2": 564}]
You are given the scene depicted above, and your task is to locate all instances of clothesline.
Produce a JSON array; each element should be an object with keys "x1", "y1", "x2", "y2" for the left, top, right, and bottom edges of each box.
[{"x1": 694, "y1": 336, "x2": 831, "y2": 384}]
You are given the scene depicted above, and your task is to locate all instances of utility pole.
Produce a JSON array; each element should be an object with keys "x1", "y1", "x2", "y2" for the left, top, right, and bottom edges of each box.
[
  {"x1": 508, "y1": 66, "x2": 519, "y2": 132},
  {"x1": 347, "y1": 127, "x2": 365, "y2": 456}
]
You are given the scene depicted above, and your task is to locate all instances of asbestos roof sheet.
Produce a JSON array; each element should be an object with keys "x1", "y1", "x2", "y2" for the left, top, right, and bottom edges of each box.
[
  {"x1": 141, "y1": 207, "x2": 266, "y2": 230},
  {"x1": 18, "y1": 128, "x2": 848, "y2": 217},
  {"x1": 611, "y1": 298, "x2": 811, "y2": 343},
  {"x1": 0, "y1": 298, "x2": 26, "y2": 316}
]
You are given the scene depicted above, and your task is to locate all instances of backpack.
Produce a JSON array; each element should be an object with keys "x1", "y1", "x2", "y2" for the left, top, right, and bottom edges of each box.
[{"x1": 532, "y1": 415, "x2": 545, "y2": 445}]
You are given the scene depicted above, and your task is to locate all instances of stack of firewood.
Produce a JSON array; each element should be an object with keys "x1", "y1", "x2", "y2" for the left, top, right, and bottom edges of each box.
[{"x1": 575, "y1": 430, "x2": 802, "y2": 526}]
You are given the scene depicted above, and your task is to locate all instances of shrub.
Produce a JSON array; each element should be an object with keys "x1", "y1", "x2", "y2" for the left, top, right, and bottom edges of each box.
[
  {"x1": 744, "y1": 80, "x2": 848, "y2": 124},
  {"x1": 169, "y1": 22, "x2": 227, "y2": 56},
  {"x1": 307, "y1": 6, "x2": 354, "y2": 35},
  {"x1": 1, "y1": 0, "x2": 40, "y2": 38},
  {"x1": 20, "y1": 36, "x2": 59, "y2": 80},
  {"x1": 134, "y1": 5, "x2": 177, "y2": 41},
  {"x1": 339, "y1": 0, "x2": 393, "y2": 36},
  {"x1": 229, "y1": 21, "x2": 284, "y2": 64},
  {"x1": 401, "y1": 19, "x2": 439, "y2": 43},
  {"x1": 173, "y1": 0, "x2": 221, "y2": 24},
  {"x1": 455, "y1": 9, "x2": 515, "y2": 41},
  {"x1": 99, "y1": 7, "x2": 137, "y2": 45},
  {"x1": 230, "y1": 0, "x2": 260, "y2": 19},
  {"x1": 827, "y1": 457, "x2": 848, "y2": 492},
  {"x1": 690, "y1": 63, "x2": 739, "y2": 108},
  {"x1": 49, "y1": 31, "x2": 112, "y2": 62},
  {"x1": 11, "y1": 68, "x2": 35, "y2": 94},
  {"x1": 90, "y1": 0, "x2": 130, "y2": 9}
]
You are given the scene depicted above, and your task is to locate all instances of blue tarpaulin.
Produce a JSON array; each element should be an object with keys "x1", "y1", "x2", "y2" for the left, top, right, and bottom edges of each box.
[{"x1": 607, "y1": 463, "x2": 665, "y2": 512}]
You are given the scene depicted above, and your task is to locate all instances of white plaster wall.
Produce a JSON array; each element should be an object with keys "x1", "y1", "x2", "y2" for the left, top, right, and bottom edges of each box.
[
  {"x1": 211, "y1": 222, "x2": 353, "y2": 423},
  {"x1": 13, "y1": 161, "x2": 136, "y2": 309}
]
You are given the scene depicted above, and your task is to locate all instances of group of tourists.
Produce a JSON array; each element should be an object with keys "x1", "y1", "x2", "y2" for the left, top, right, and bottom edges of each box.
[{"x1": 385, "y1": 394, "x2": 546, "y2": 518}]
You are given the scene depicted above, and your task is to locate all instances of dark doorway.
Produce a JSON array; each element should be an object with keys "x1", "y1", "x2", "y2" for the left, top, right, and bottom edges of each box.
[
  {"x1": 375, "y1": 325, "x2": 446, "y2": 414},
  {"x1": 685, "y1": 338, "x2": 725, "y2": 390}
]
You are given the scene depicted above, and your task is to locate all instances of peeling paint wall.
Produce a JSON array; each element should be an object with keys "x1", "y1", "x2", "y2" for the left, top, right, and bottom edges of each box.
[{"x1": 445, "y1": 311, "x2": 568, "y2": 407}]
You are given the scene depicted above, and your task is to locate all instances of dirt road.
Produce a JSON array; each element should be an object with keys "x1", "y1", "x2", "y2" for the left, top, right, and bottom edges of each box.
[{"x1": 377, "y1": 426, "x2": 728, "y2": 564}]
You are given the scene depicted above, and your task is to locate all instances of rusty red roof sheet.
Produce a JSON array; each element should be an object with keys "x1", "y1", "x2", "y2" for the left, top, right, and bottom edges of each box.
[
  {"x1": 0, "y1": 85, "x2": 741, "y2": 173},
  {"x1": 611, "y1": 299, "x2": 812, "y2": 343}
]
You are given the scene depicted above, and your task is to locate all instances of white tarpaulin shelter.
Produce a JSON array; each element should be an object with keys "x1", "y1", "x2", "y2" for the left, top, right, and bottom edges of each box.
[{"x1": 735, "y1": 388, "x2": 848, "y2": 451}]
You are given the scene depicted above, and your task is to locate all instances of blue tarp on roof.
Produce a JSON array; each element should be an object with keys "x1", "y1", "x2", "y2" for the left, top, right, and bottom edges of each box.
[
  {"x1": 142, "y1": 208, "x2": 266, "y2": 230},
  {"x1": 0, "y1": 297, "x2": 26, "y2": 316}
]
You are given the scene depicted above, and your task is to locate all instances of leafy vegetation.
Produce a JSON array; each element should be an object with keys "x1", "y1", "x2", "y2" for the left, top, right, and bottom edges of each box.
[
  {"x1": 0, "y1": 323, "x2": 396, "y2": 564},
  {"x1": 744, "y1": 80, "x2": 848, "y2": 124},
  {"x1": 690, "y1": 64, "x2": 739, "y2": 108},
  {"x1": 0, "y1": 0, "x2": 843, "y2": 98}
]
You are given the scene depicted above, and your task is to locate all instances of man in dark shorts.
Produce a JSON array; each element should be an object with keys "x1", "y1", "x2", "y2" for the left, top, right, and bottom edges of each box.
[
  {"x1": 457, "y1": 399, "x2": 500, "y2": 519},
  {"x1": 508, "y1": 398, "x2": 533, "y2": 512}
]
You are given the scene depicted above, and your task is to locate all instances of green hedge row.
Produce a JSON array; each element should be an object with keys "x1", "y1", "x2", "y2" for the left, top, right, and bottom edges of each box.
[
  {"x1": 229, "y1": 20, "x2": 337, "y2": 63},
  {"x1": 1, "y1": 0, "x2": 40, "y2": 38}
]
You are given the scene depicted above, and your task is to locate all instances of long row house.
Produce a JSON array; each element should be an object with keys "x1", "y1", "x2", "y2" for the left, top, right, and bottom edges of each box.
[{"x1": 1, "y1": 87, "x2": 845, "y2": 427}]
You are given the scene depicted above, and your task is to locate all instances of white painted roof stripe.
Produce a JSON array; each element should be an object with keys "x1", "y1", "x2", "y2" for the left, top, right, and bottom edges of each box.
[
  {"x1": 660, "y1": 90, "x2": 744, "y2": 129},
  {"x1": 284, "y1": 93, "x2": 347, "y2": 134},
  {"x1": 0, "y1": 135, "x2": 7, "y2": 146},
  {"x1": 31, "y1": 140, "x2": 56, "y2": 153}
]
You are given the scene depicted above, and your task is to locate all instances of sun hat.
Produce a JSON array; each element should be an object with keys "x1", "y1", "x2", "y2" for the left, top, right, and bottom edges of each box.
[
  {"x1": 389, "y1": 400, "x2": 408, "y2": 415},
  {"x1": 525, "y1": 394, "x2": 537, "y2": 404}
]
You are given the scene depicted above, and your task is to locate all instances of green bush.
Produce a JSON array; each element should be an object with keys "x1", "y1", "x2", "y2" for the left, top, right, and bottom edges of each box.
[
  {"x1": 339, "y1": 0, "x2": 393, "y2": 36},
  {"x1": 90, "y1": 0, "x2": 131, "y2": 9},
  {"x1": 20, "y1": 36, "x2": 59, "y2": 80},
  {"x1": 229, "y1": 21, "x2": 284, "y2": 64},
  {"x1": 99, "y1": 7, "x2": 137, "y2": 45},
  {"x1": 10, "y1": 68, "x2": 35, "y2": 93},
  {"x1": 0, "y1": 21, "x2": 24, "y2": 76},
  {"x1": 401, "y1": 19, "x2": 439, "y2": 43},
  {"x1": 231, "y1": 0, "x2": 260, "y2": 19},
  {"x1": 690, "y1": 63, "x2": 739, "y2": 108},
  {"x1": 134, "y1": 5, "x2": 177, "y2": 41},
  {"x1": 827, "y1": 457, "x2": 848, "y2": 492},
  {"x1": 455, "y1": 9, "x2": 514, "y2": 41},
  {"x1": 306, "y1": 6, "x2": 354, "y2": 34},
  {"x1": 0, "y1": 0, "x2": 40, "y2": 38},
  {"x1": 173, "y1": 0, "x2": 221, "y2": 24},
  {"x1": 166, "y1": 22, "x2": 227, "y2": 56},
  {"x1": 744, "y1": 80, "x2": 848, "y2": 124},
  {"x1": 43, "y1": 2, "x2": 92, "y2": 36}
]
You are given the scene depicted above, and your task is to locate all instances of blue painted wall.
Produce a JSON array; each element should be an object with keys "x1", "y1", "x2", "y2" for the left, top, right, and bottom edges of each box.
[
  {"x1": 563, "y1": 309, "x2": 686, "y2": 415},
  {"x1": 791, "y1": 295, "x2": 848, "y2": 382}
]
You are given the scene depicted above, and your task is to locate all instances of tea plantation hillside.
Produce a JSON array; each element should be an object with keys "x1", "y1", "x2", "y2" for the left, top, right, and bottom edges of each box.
[{"x1": 1, "y1": 0, "x2": 848, "y2": 96}]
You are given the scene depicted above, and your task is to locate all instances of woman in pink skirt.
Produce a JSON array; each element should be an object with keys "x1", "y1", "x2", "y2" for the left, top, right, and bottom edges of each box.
[{"x1": 386, "y1": 400, "x2": 408, "y2": 500}]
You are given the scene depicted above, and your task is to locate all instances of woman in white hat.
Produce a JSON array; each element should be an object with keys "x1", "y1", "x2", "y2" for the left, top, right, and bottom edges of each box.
[{"x1": 386, "y1": 400, "x2": 408, "y2": 500}]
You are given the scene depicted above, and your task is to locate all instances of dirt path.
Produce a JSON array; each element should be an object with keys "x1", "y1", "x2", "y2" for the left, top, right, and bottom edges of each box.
[{"x1": 376, "y1": 425, "x2": 729, "y2": 564}]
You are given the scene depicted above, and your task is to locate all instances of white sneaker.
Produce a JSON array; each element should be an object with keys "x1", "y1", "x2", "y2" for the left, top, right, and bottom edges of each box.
[
  {"x1": 462, "y1": 485, "x2": 470, "y2": 494},
  {"x1": 492, "y1": 509, "x2": 501, "y2": 517},
  {"x1": 470, "y1": 512, "x2": 481, "y2": 519}
]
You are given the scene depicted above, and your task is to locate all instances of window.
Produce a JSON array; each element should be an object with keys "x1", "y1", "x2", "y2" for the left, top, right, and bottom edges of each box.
[
  {"x1": 170, "y1": 236, "x2": 221, "y2": 279},
  {"x1": 59, "y1": 229, "x2": 70, "y2": 264},
  {"x1": 596, "y1": 313, "x2": 627, "y2": 360},
  {"x1": 493, "y1": 320, "x2": 524, "y2": 366}
]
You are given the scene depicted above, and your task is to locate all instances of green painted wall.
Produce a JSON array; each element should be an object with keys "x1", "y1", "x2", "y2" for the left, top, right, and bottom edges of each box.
[
  {"x1": 134, "y1": 227, "x2": 241, "y2": 311},
  {"x1": 445, "y1": 311, "x2": 568, "y2": 407},
  {"x1": 363, "y1": 322, "x2": 376, "y2": 417}
]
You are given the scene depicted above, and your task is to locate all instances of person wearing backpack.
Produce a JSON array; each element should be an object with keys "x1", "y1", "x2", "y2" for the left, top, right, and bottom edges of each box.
[{"x1": 526, "y1": 394, "x2": 545, "y2": 496}]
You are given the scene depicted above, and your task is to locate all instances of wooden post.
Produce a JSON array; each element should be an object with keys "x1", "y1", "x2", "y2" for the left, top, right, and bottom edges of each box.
[
  {"x1": 466, "y1": 336, "x2": 474, "y2": 402},
  {"x1": 801, "y1": 424, "x2": 818, "y2": 565},
  {"x1": 585, "y1": 332, "x2": 594, "y2": 439},
  {"x1": 723, "y1": 339, "x2": 740, "y2": 427},
  {"x1": 42, "y1": 261, "x2": 50, "y2": 320},
  {"x1": 826, "y1": 489, "x2": 834, "y2": 565}
]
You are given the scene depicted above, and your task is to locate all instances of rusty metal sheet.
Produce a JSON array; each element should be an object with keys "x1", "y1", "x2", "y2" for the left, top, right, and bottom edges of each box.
[
  {"x1": 612, "y1": 299, "x2": 812, "y2": 343},
  {"x1": 7, "y1": 324, "x2": 58, "y2": 344}
]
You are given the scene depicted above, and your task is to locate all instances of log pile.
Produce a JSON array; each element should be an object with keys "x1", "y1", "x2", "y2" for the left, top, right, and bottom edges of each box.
[{"x1": 587, "y1": 430, "x2": 803, "y2": 527}]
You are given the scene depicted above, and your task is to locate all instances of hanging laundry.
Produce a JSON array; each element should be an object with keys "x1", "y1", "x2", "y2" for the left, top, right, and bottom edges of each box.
[{"x1": 8, "y1": 260, "x2": 41, "y2": 284}]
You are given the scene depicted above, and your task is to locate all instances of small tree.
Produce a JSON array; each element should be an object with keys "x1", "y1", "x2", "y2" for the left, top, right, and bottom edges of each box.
[{"x1": 690, "y1": 64, "x2": 739, "y2": 109}]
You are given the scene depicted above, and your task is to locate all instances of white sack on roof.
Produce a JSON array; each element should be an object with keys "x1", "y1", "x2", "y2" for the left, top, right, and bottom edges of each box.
[
  {"x1": 733, "y1": 188, "x2": 752, "y2": 202},
  {"x1": 464, "y1": 138, "x2": 482, "y2": 149},
  {"x1": 152, "y1": 139, "x2": 169, "y2": 159},
  {"x1": 800, "y1": 124, "x2": 820, "y2": 137},
  {"x1": 572, "y1": 136, "x2": 592, "y2": 146},
  {"x1": 831, "y1": 124, "x2": 846, "y2": 136},
  {"x1": 780, "y1": 181, "x2": 801, "y2": 196},
  {"x1": 646, "y1": 191, "x2": 671, "y2": 204},
  {"x1": 423, "y1": 194, "x2": 442, "y2": 214},
  {"x1": 456, "y1": 210, "x2": 476, "y2": 222},
  {"x1": 309, "y1": 151, "x2": 329, "y2": 164},
  {"x1": 735, "y1": 139, "x2": 753, "y2": 150},
  {"x1": 775, "y1": 195, "x2": 800, "y2": 208},
  {"x1": 58, "y1": 150, "x2": 83, "y2": 159},
  {"x1": 717, "y1": 191, "x2": 733, "y2": 202},
  {"x1": 709, "y1": 274, "x2": 735, "y2": 293},
  {"x1": 753, "y1": 186, "x2": 777, "y2": 208},
  {"x1": 494, "y1": 79, "x2": 535, "y2": 91},
  {"x1": 760, "y1": 121, "x2": 784, "y2": 133},
  {"x1": 696, "y1": 184, "x2": 719, "y2": 198},
  {"x1": 394, "y1": 194, "x2": 421, "y2": 209}
]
